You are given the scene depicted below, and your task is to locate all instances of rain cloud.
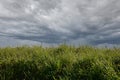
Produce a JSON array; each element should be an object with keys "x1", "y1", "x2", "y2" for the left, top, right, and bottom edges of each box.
[{"x1": 0, "y1": 0, "x2": 120, "y2": 47}]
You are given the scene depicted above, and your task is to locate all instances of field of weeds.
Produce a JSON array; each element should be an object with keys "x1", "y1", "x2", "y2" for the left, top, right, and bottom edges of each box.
[{"x1": 0, "y1": 45, "x2": 120, "y2": 80}]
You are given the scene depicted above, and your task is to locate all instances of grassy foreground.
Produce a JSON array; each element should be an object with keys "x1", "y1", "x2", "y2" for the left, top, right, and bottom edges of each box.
[{"x1": 0, "y1": 45, "x2": 120, "y2": 80}]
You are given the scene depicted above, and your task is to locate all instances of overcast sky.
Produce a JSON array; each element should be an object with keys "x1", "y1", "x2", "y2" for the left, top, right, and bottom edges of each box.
[{"x1": 0, "y1": 0, "x2": 120, "y2": 47}]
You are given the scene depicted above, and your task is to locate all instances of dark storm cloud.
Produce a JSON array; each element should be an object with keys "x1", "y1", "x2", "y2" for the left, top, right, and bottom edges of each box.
[{"x1": 0, "y1": 0, "x2": 120, "y2": 46}]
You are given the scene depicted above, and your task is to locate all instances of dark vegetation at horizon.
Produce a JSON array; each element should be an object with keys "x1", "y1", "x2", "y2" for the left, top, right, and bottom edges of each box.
[{"x1": 0, "y1": 45, "x2": 120, "y2": 80}]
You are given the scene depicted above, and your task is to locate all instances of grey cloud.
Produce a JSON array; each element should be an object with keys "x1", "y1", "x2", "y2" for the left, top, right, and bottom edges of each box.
[
  {"x1": 0, "y1": 36, "x2": 42, "y2": 47},
  {"x1": 0, "y1": 0, "x2": 120, "y2": 47}
]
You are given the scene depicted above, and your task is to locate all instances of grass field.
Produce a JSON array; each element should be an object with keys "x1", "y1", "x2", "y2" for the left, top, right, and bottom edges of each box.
[{"x1": 0, "y1": 45, "x2": 120, "y2": 80}]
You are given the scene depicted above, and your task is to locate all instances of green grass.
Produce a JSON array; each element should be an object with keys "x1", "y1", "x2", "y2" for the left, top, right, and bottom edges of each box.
[{"x1": 0, "y1": 45, "x2": 120, "y2": 80}]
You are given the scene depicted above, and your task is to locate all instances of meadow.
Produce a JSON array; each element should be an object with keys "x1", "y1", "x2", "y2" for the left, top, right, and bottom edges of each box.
[{"x1": 0, "y1": 45, "x2": 120, "y2": 80}]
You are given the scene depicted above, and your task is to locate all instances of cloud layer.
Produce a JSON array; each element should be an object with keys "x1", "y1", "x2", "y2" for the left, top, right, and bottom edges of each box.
[{"x1": 0, "y1": 0, "x2": 120, "y2": 47}]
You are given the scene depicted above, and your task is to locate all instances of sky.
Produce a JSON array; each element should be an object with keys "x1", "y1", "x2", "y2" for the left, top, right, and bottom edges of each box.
[{"x1": 0, "y1": 0, "x2": 120, "y2": 47}]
